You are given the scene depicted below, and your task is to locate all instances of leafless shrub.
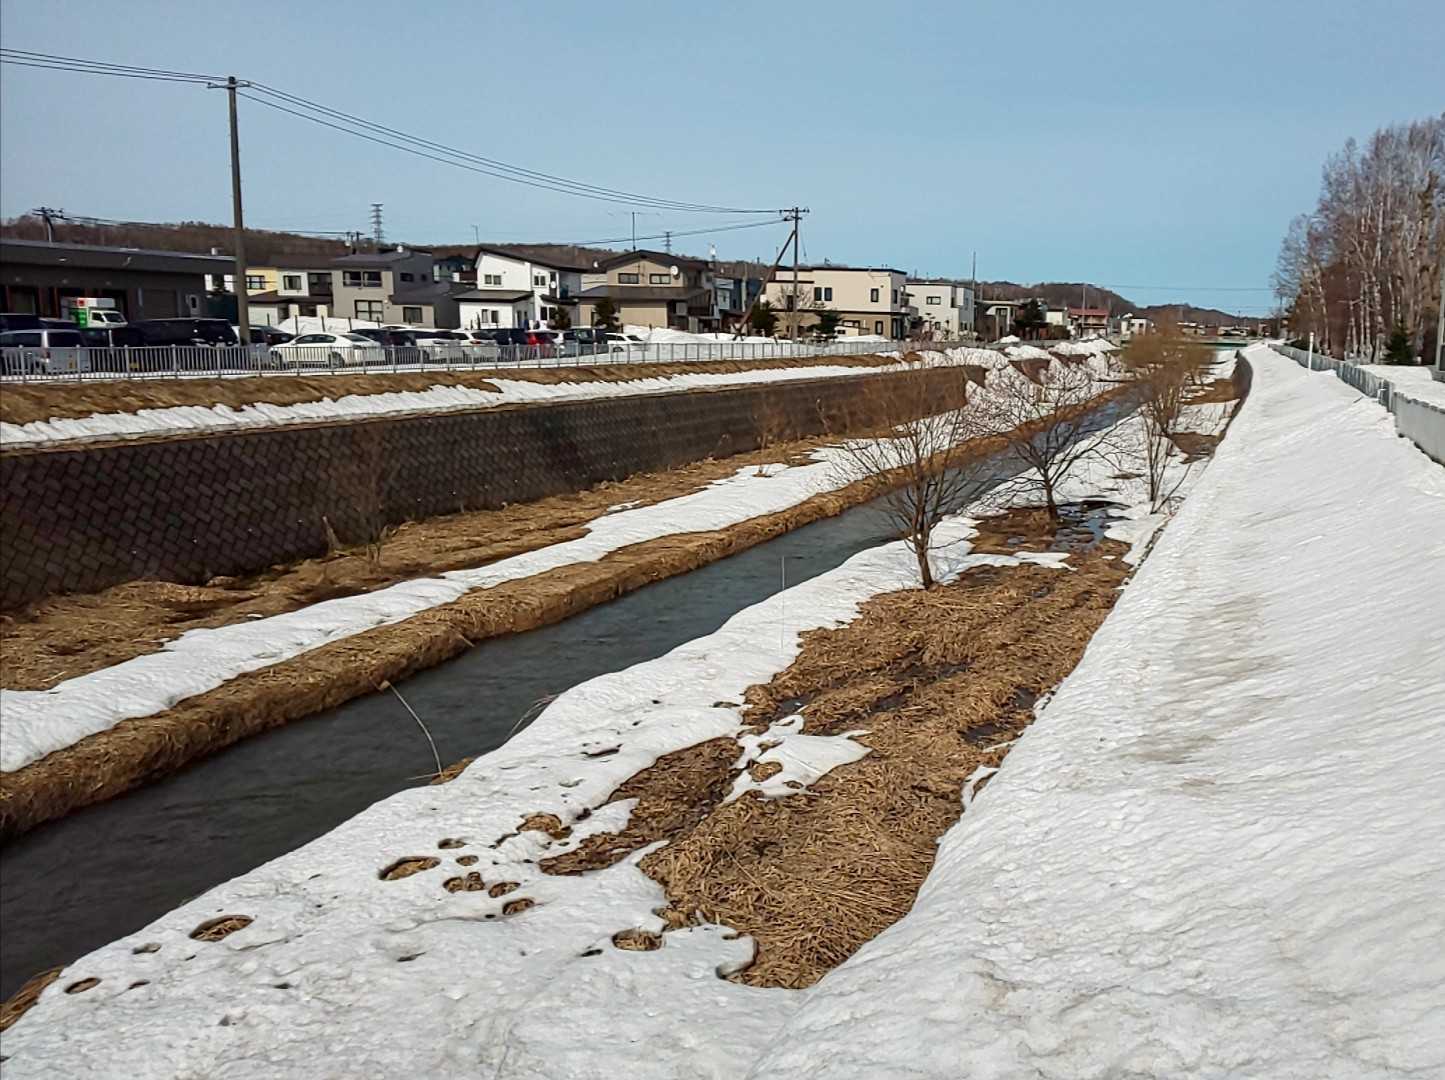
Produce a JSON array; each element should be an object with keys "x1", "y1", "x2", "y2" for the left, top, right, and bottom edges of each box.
[
  {"x1": 1127, "y1": 326, "x2": 1211, "y2": 512},
  {"x1": 833, "y1": 362, "x2": 986, "y2": 589},
  {"x1": 975, "y1": 359, "x2": 1123, "y2": 520}
]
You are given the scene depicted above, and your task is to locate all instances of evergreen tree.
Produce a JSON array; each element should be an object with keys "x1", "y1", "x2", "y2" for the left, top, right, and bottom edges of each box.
[
  {"x1": 593, "y1": 296, "x2": 620, "y2": 332},
  {"x1": 1383, "y1": 324, "x2": 1413, "y2": 365}
]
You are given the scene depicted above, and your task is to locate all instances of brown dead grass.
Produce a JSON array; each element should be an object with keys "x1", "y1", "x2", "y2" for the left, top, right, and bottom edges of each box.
[
  {"x1": 0, "y1": 435, "x2": 824, "y2": 691},
  {"x1": 528, "y1": 507, "x2": 1132, "y2": 990},
  {"x1": 189, "y1": 915, "x2": 253, "y2": 941},
  {"x1": 0, "y1": 967, "x2": 61, "y2": 1032},
  {"x1": 0, "y1": 387, "x2": 1128, "y2": 840},
  {"x1": 646, "y1": 535, "x2": 1131, "y2": 989},
  {"x1": 0, "y1": 353, "x2": 909, "y2": 427}
]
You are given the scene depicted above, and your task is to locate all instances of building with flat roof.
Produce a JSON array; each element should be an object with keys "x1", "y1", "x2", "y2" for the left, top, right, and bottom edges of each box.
[
  {"x1": 765, "y1": 264, "x2": 911, "y2": 338},
  {"x1": 0, "y1": 238, "x2": 234, "y2": 320}
]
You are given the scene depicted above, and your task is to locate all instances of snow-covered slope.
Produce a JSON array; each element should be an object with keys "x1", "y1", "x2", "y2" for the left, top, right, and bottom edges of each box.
[{"x1": 748, "y1": 343, "x2": 1445, "y2": 1079}]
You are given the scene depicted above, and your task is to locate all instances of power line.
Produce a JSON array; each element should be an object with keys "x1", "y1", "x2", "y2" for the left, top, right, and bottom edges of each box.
[
  {"x1": 0, "y1": 48, "x2": 783, "y2": 215},
  {"x1": 564, "y1": 218, "x2": 786, "y2": 247},
  {"x1": 245, "y1": 83, "x2": 777, "y2": 215}
]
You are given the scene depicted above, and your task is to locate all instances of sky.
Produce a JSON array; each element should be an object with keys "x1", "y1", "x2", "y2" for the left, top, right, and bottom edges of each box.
[{"x1": 2, "y1": 1, "x2": 1442, "y2": 316}]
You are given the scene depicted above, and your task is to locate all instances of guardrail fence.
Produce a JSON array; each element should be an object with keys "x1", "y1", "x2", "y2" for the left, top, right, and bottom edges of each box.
[
  {"x1": 0, "y1": 337, "x2": 973, "y2": 384},
  {"x1": 1273, "y1": 343, "x2": 1445, "y2": 465}
]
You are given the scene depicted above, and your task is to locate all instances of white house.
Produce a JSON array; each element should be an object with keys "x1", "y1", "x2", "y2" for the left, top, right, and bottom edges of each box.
[
  {"x1": 454, "y1": 289, "x2": 534, "y2": 330},
  {"x1": 905, "y1": 279, "x2": 975, "y2": 338},
  {"x1": 1118, "y1": 313, "x2": 1153, "y2": 339},
  {"x1": 473, "y1": 244, "x2": 589, "y2": 328}
]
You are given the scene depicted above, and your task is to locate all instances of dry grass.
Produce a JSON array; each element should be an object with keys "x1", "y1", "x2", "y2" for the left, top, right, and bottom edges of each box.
[
  {"x1": 0, "y1": 353, "x2": 908, "y2": 427},
  {"x1": 188, "y1": 915, "x2": 253, "y2": 941},
  {"x1": 0, "y1": 967, "x2": 61, "y2": 1033},
  {"x1": 0, "y1": 388, "x2": 1127, "y2": 839},
  {"x1": 532, "y1": 507, "x2": 1132, "y2": 989}
]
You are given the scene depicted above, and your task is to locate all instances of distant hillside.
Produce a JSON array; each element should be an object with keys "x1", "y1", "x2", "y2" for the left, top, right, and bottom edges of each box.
[
  {"x1": 980, "y1": 280, "x2": 1249, "y2": 325},
  {"x1": 1, "y1": 215, "x2": 351, "y2": 265}
]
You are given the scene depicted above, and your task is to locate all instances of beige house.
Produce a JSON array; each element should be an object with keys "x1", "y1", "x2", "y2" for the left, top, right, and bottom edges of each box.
[
  {"x1": 765, "y1": 265, "x2": 910, "y2": 339},
  {"x1": 574, "y1": 250, "x2": 716, "y2": 331},
  {"x1": 245, "y1": 263, "x2": 335, "y2": 325},
  {"x1": 905, "y1": 279, "x2": 975, "y2": 338}
]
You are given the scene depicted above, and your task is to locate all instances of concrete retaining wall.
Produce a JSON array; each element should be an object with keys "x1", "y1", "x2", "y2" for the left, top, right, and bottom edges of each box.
[{"x1": 0, "y1": 368, "x2": 965, "y2": 608}]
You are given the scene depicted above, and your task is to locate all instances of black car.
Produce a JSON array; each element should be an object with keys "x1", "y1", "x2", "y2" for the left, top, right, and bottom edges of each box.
[
  {"x1": 353, "y1": 327, "x2": 418, "y2": 348},
  {"x1": 78, "y1": 326, "x2": 145, "y2": 371},
  {"x1": 129, "y1": 318, "x2": 240, "y2": 347},
  {"x1": 243, "y1": 325, "x2": 293, "y2": 346},
  {"x1": 0, "y1": 313, "x2": 44, "y2": 334}
]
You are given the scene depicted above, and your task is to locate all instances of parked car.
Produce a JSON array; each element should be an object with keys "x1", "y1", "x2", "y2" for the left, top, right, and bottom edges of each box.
[
  {"x1": 562, "y1": 328, "x2": 608, "y2": 357},
  {"x1": 605, "y1": 332, "x2": 647, "y2": 355},
  {"x1": 231, "y1": 325, "x2": 294, "y2": 346},
  {"x1": 0, "y1": 312, "x2": 44, "y2": 334},
  {"x1": 0, "y1": 327, "x2": 88, "y2": 374},
  {"x1": 268, "y1": 332, "x2": 383, "y2": 367},
  {"x1": 77, "y1": 326, "x2": 145, "y2": 371},
  {"x1": 129, "y1": 318, "x2": 239, "y2": 347}
]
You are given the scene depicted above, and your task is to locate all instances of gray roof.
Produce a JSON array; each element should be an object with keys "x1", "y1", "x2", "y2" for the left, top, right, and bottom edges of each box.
[
  {"x1": 575, "y1": 285, "x2": 710, "y2": 302},
  {"x1": 475, "y1": 243, "x2": 605, "y2": 272},
  {"x1": 332, "y1": 248, "x2": 432, "y2": 267},
  {"x1": 452, "y1": 288, "x2": 533, "y2": 303},
  {"x1": 389, "y1": 281, "x2": 471, "y2": 305},
  {"x1": 598, "y1": 248, "x2": 709, "y2": 271},
  {"x1": 0, "y1": 237, "x2": 234, "y2": 274}
]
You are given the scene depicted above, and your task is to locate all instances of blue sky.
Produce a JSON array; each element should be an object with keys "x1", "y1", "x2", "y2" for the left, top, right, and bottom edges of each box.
[{"x1": 2, "y1": 1, "x2": 1441, "y2": 315}]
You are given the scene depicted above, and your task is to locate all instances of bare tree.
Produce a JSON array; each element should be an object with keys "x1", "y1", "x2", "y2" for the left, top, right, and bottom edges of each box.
[
  {"x1": 975, "y1": 359, "x2": 1123, "y2": 521},
  {"x1": 834, "y1": 362, "x2": 983, "y2": 589},
  {"x1": 1127, "y1": 325, "x2": 1210, "y2": 512},
  {"x1": 771, "y1": 280, "x2": 825, "y2": 340}
]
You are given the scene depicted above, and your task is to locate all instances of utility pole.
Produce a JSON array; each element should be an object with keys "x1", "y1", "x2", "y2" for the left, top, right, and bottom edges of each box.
[
  {"x1": 370, "y1": 203, "x2": 385, "y2": 247},
  {"x1": 32, "y1": 206, "x2": 61, "y2": 242},
  {"x1": 790, "y1": 207, "x2": 802, "y2": 342},
  {"x1": 223, "y1": 76, "x2": 251, "y2": 346},
  {"x1": 631, "y1": 211, "x2": 637, "y2": 251},
  {"x1": 471, "y1": 224, "x2": 480, "y2": 245}
]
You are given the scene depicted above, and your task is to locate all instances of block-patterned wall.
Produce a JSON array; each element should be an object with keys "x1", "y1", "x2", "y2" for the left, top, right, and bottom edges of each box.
[{"x1": 1, "y1": 368, "x2": 966, "y2": 608}]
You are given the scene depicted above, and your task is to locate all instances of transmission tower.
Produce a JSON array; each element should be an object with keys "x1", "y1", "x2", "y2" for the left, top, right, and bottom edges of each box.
[{"x1": 370, "y1": 203, "x2": 385, "y2": 246}]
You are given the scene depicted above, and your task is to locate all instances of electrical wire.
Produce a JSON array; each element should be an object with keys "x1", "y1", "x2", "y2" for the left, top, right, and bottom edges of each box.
[
  {"x1": 246, "y1": 83, "x2": 778, "y2": 215},
  {"x1": 1, "y1": 49, "x2": 784, "y2": 215}
]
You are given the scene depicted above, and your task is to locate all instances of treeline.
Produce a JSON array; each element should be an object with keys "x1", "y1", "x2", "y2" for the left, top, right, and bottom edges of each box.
[
  {"x1": 1, "y1": 215, "x2": 351, "y2": 264},
  {"x1": 1273, "y1": 112, "x2": 1443, "y2": 361},
  {"x1": 980, "y1": 280, "x2": 1247, "y2": 326}
]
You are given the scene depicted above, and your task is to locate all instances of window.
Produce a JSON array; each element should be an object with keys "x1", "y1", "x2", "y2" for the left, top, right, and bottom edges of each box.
[
  {"x1": 891, "y1": 289, "x2": 898, "y2": 304},
  {"x1": 402, "y1": 306, "x2": 423, "y2": 323},
  {"x1": 282, "y1": 274, "x2": 302, "y2": 291},
  {"x1": 824, "y1": 286, "x2": 833, "y2": 301},
  {"x1": 308, "y1": 273, "x2": 329, "y2": 290},
  {"x1": 355, "y1": 300, "x2": 384, "y2": 320},
  {"x1": 650, "y1": 273, "x2": 671, "y2": 285},
  {"x1": 483, "y1": 273, "x2": 502, "y2": 286},
  {"x1": 874, "y1": 320, "x2": 884, "y2": 334},
  {"x1": 245, "y1": 275, "x2": 266, "y2": 291},
  {"x1": 400, "y1": 272, "x2": 414, "y2": 283},
  {"x1": 618, "y1": 272, "x2": 640, "y2": 284},
  {"x1": 870, "y1": 288, "x2": 880, "y2": 303},
  {"x1": 813, "y1": 287, "x2": 823, "y2": 302},
  {"x1": 926, "y1": 295, "x2": 940, "y2": 305},
  {"x1": 343, "y1": 270, "x2": 382, "y2": 288},
  {"x1": 533, "y1": 273, "x2": 548, "y2": 287}
]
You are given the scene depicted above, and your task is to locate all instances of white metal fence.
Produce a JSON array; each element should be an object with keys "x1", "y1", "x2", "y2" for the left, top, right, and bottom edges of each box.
[
  {"x1": 0, "y1": 337, "x2": 961, "y2": 383},
  {"x1": 1273, "y1": 343, "x2": 1445, "y2": 465}
]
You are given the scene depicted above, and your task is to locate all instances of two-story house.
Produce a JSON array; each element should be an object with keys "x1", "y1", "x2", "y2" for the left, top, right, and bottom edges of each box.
[
  {"x1": 765, "y1": 265, "x2": 910, "y2": 339},
  {"x1": 714, "y1": 260, "x2": 765, "y2": 331},
  {"x1": 473, "y1": 244, "x2": 592, "y2": 328},
  {"x1": 330, "y1": 247, "x2": 462, "y2": 327},
  {"x1": 246, "y1": 264, "x2": 335, "y2": 324},
  {"x1": 1068, "y1": 306, "x2": 1110, "y2": 338},
  {"x1": 574, "y1": 250, "x2": 717, "y2": 332},
  {"x1": 905, "y1": 279, "x2": 975, "y2": 339}
]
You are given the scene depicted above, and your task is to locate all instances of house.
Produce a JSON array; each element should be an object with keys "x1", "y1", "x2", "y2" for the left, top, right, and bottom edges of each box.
[
  {"x1": 245, "y1": 263, "x2": 335, "y2": 325},
  {"x1": 455, "y1": 289, "x2": 535, "y2": 330},
  {"x1": 330, "y1": 247, "x2": 459, "y2": 326},
  {"x1": 432, "y1": 253, "x2": 476, "y2": 285},
  {"x1": 0, "y1": 237, "x2": 233, "y2": 320},
  {"x1": 905, "y1": 279, "x2": 975, "y2": 339},
  {"x1": 574, "y1": 250, "x2": 717, "y2": 332},
  {"x1": 714, "y1": 260, "x2": 766, "y2": 331},
  {"x1": 977, "y1": 298, "x2": 1020, "y2": 339},
  {"x1": 474, "y1": 244, "x2": 594, "y2": 328},
  {"x1": 1117, "y1": 313, "x2": 1152, "y2": 339},
  {"x1": 1068, "y1": 306, "x2": 1110, "y2": 337},
  {"x1": 765, "y1": 265, "x2": 910, "y2": 339}
]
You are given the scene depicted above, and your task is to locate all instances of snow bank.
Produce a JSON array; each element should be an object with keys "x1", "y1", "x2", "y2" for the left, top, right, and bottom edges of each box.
[
  {"x1": 748, "y1": 343, "x2": 1445, "y2": 1078},
  {"x1": 1004, "y1": 343, "x2": 1053, "y2": 361},
  {"x1": 1, "y1": 360, "x2": 941, "y2": 449},
  {"x1": 0, "y1": 524, "x2": 1069, "y2": 1079}
]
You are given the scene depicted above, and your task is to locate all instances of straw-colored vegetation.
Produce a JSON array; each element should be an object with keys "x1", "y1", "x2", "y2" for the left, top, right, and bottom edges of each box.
[{"x1": 535, "y1": 506, "x2": 1132, "y2": 988}]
